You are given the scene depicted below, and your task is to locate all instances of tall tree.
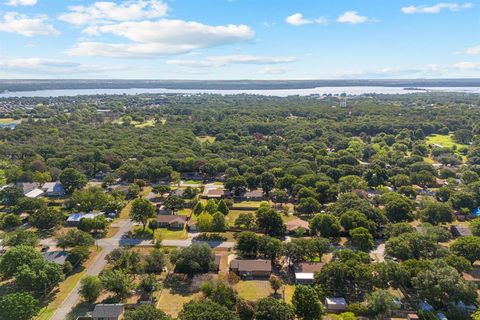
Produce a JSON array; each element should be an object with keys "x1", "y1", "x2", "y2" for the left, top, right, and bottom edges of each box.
[{"x1": 130, "y1": 198, "x2": 156, "y2": 230}]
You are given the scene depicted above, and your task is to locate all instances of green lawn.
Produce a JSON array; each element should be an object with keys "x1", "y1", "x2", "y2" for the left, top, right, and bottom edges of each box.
[
  {"x1": 232, "y1": 201, "x2": 266, "y2": 209},
  {"x1": 426, "y1": 133, "x2": 469, "y2": 149},
  {"x1": 132, "y1": 119, "x2": 156, "y2": 128},
  {"x1": 0, "y1": 118, "x2": 21, "y2": 124},
  {"x1": 155, "y1": 228, "x2": 188, "y2": 241},
  {"x1": 196, "y1": 136, "x2": 216, "y2": 143},
  {"x1": 183, "y1": 180, "x2": 203, "y2": 185},
  {"x1": 235, "y1": 280, "x2": 273, "y2": 301}
]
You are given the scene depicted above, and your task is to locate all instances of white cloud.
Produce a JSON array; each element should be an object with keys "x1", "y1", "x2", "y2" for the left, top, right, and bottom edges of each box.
[
  {"x1": 453, "y1": 61, "x2": 480, "y2": 70},
  {"x1": 0, "y1": 57, "x2": 126, "y2": 75},
  {"x1": 0, "y1": 12, "x2": 59, "y2": 36},
  {"x1": 401, "y1": 2, "x2": 473, "y2": 14},
  {"x1": 4, "y1": 0, "x2": 37, "y2": 6},
  {"x1": 257, "y1": 67, "x2": 288, "y2": 74},
  {"x1": 59, "y1": 0, "x2": 168, "y2": 26},
  {"x1": 464, "y1": 45, "x2": 480, "y2": 55},
  {"x1": 167, "y1": 55, "x2": 298, "y2": 68},
  {"x1": 337, "y1": 11, "x2": 371, "y2": 24},
  {"x1": 67, "y1": 19, "x2": 254, "y2": 58},
  {"x1": 286, "y1": 13, "x2": 328, "y2": 26}
]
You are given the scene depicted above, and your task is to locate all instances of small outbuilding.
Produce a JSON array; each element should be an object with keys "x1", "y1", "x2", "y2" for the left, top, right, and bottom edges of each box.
[
  {"x1": 293, "y1": 262, "x2": 324, "y2": 284},
  {"x1": 92, "y1": 304, "x2": 124, "y2": 320},
  {"x1": 325, "y1": 297, "x2": 347, "y2": 312},
  {"x1": 42, "y1": 182, "x2": 65, "y2": 197}
]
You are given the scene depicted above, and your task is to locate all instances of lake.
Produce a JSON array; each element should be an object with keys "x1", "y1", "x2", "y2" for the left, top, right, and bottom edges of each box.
[{"x1": 1, "y1": 86, "x2": 480, "y2": 98}]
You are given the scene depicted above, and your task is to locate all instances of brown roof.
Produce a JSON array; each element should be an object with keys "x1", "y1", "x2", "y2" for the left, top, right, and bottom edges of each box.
[
  {"x1": 230, "y1": 259, "x2": 272, "y2": 272},
  {"x1": 156, "y1": 215, "x2": 187, "y2": 224},
  {"x1": 243, "y1": 189, "x2": 263, "y2": 198},
  {"x1": 293, "y1": 262, "x2": 324, "y2": 273},
  {"x1": 451, "y1": 225, "x2": 472, "y2": 236},
  {"x1": 285, "y1": 218, "x2": 310, "y2": 231},
  {"x1": 207, "y1": 189, "x2": 225, "y2": 197}
]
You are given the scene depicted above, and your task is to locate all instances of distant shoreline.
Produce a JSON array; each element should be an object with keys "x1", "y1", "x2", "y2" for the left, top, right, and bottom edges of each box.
[{"x1": 1, "y1": 79, "x2": 480, "y2": 93}]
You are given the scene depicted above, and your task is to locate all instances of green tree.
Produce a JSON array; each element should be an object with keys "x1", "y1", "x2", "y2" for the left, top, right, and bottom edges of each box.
[
  {"x1": 201, "y1": 279, "x2": 238, "y2": 310},
  {"x1": 260, "y1": 172, "x2": 276, "y2": 196},
  {"x1": 384, "y1": 195, "x2": 414, "y2": 222},
  {"x1": 164, "y1": 195, "x2": 185, "y2": 214},
  {"x1": 418, "y1": 200, "x2": 453, "y2": 225},
  {"x1": 100, "y1": 269, "x2": 133, "y2": 298},
  {"x1": 367, "y1": 289, "x2": 397, "y2": 319},
  {"x1": 0, "y1": 186, "x2": 23, "y2": 206},
  {"x1": 0, "y1": 292, "x2": 39, "y2": 320},
  {"x1": 235, "y1": 231, "x2": 259, "y2": 258},
  {"x1": 173, "y1": 243, "x2": 215, "y2": 277},
  {"x1": 234, "y1": 213, "x2": 256, "y2": 230},
  {"x1": 350, "y1": 227, "x2": 374, "y2": 252},
  {"x1": 79, "y1": 275, "x2": 102, "y2": 303},
  {"x1": 0, "y1": 245, "x2": 43, "y2": 278},
  {"x1": 212, "y1": 212, "x2": 227, "y2": 232},
  {"x1": 269, "y1": 275, "x2": 283, "y2": 294},
  {"x1": 15, "y1": 259, "x2": 64, "y2": 294},
  {"x1": 144, "y1": 248, "x2": 166, "y2": 274},
  {"x1": 254, "y1": 297, "x2": 295, "y2": 320},
  {"x1": 59, "y1": 168, "x2": 87, "y2": 193},
  {"x1": 29, "y1": 207, "x2": 64, "y2": 230},
  {"x1": 310, "y1": 213, "x2": 341, "y2": 237},
  {"x1": 296, "y1": 197, "x2": 321, "y2": 215},
  {"x1": 450, "y1": 236, "x2": 480, "y2": 263},
  {"x1": 66, "y1": 246, "x2": 90, "y2": 267},
  {"x1": 193, "y1": 202, "x2": 204, "y2": 215},
  {"x1": 56, "y1": 229, "x2": 94, "y2": 250},
  {"x1": 256, "y1": 207, "x2": 284, "y2": 236},
  {"x1": 179, "y1": 300, "x2": 238, "y2": 320},
  {"x1": 217, "y1": 199, "x2": 229, "y2": 215},
  {"x1": 205, "y1": 199, "x2": 218, "y2": 214},
  {"x1": 130, "y1": 198, "x2": 156, "y2": 230},
  {"x1": 196, "y1": 213, "x2": 213, "y2": 231},
  {"x1": 124, "y1": 304, "x2": 172, "y2": 320},
  {"x1": 3, "y1": 229, "x2": 38, "y2": 247},
  {"x1": 292, "y1": 285, "x2": 323, "y2": 320},
  {"x1": 471, "y1": 218, "x2": 480, "y2": 236}
]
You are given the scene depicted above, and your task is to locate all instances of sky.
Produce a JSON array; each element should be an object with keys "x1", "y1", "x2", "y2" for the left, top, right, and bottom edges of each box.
[{"x1": 0, "y1": 0, "x2": 479, "y2": 79}]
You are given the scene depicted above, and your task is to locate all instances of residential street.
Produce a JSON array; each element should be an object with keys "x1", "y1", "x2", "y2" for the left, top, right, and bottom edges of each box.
[
  {"x1": 50, "y1": 219, "x2": 134, "y2": 320},
  {"x1": 49, "y1": 219, "x2": 234, "y2": 320}
]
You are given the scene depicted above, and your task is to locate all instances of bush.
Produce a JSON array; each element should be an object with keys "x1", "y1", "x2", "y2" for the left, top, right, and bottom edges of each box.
[
  {"x1": 346, "y1": 303, "x2": 370, "y2": 316},
  {"x1": 193, "y1": 233, "x2": 227, "y2": 241}
]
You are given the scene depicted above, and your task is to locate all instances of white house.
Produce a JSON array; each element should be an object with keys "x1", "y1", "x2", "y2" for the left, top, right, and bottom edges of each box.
[
  {"x1": 325, "y1": 297, "x2": 347, "y2": 312},
  {"x1": 42, "y1": 182, "x2": 65, "y2": 197}
]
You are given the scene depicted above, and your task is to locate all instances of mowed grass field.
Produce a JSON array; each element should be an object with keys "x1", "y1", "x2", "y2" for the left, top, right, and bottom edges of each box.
[
  {"x1": 196, "y1": 136, "x2": 216, "y2": 143},
  {"x1": 0, "y1": 118, "x2": 22, "y2": 124},
  {"x1": 426, "y1": 133, "x2": 469, "y2": 149}
]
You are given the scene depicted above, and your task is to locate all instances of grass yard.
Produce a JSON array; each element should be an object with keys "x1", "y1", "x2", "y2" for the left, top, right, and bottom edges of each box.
[
  {"x1": 156, "y1": 279, "x2": 202, "y2": 318},
  {"x1": 235, "y1": 280, "x2": 273, "y2": 301},
  {"x1": 36, "y1": 247, "x2": 102, "y2": 320},
  {"x1": 196, "y1": 136, "x2": 216, "y2": 143},
  {"x1": 283, "y1": 284, "x2": 295, "y2": 304},
  {"x1": 183, "y1": 180, "x2": 203, "y2": 185},
  {"x1": 0, "y1": 118, "x2": 21, "y2": 124},
  {"x1": 232, "y1": 201, "x2": 266, "y2": 209},
  {"x1": 132, "y1": 119, "x2": 156, "y2": 128},
  {"x1": 426, "y1": 133, "x2": 469, "y2": 149},
  {"x1": 119, "y1": 186, "x2": 152, "y2": 219},
  {"x1": 155, "y1": 228, "x2": 188, "y2": 241}
]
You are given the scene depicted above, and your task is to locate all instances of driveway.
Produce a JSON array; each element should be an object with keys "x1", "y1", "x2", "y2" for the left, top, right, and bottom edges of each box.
[
  {"x1": 50, "y1": 219, "x2": 234, "y2": 319},
  {"x1": 50, "y1": 219, "x2": 134, "y2": 320}
]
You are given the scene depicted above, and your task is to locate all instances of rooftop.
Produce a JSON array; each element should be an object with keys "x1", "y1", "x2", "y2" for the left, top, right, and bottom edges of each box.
[{"x1": 92, "y1": 304, "x2": 124, "y2": 318}]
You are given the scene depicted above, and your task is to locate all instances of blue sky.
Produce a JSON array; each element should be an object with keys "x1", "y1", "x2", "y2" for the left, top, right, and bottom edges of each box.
[{"x1": 0, "y1": 0, "x2": 479, "y2": 79}]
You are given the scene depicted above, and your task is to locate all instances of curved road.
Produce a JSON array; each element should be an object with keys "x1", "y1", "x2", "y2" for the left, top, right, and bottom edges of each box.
[{"x1": 50, "y1": 219, "x2": 234, "y2": 320}]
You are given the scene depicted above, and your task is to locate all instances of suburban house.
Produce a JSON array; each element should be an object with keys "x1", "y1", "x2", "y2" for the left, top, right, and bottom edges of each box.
[
  {"x1": 42, "y1": 182, "x2": 65, "y2": 197},
  {"x1": 66, "y1": 212, "x2": 104, "y2": 227},
  {"x1": 239, "y1": 189, "x2": 264, "y2": 201},
  {"x1": 15, "y1": 182, "x2": 44, "y2": 198},
  {"x1": 171, "y1": 188, "x2": 185, "y2": 198},
  {"x1": 325, "y1": 297, "x2": 347, "y2": 312},
  {"x1": 293, "y1": 262, "x2": 324, "y2": 284},
  {"x1": 229, "y1": 259, "x2": 272, "y2": 278},
  {"x1": 203, "y1": 189, "x2": 226, "y2": 199},
  {"x1": 451, "y1": 225, "x2": 472, "y2": 237},
  {"x1": 155, "y1": 215, "x2": 187, "y2": 229},
  {"x1": 187, "y1": 219, "x2": 198, "y2": 232},
  {"x1": 407, "y1": 314, "x2": 420, "y2": 320},
  {"x1": 145, "y1": 192, "x2": 162, "y2": 203},
  {"x1": 157, "y1": 204, "x2": 172, "y2": 215},
  {"x1": 41, "y1": 251, "x2": 69, "y2": 265},
  {"x1": 92, "y1": 304, "x2": 124, "y2": 320},
  {"x1": 285, "y1": 218, "x2": 310, "y2": 234}
]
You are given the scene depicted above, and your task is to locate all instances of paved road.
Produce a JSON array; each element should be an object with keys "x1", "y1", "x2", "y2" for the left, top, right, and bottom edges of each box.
[
  {"x1": 50, "y1": 219, "x2": 133, "y2": 320},
  {"x1": 49, "y1": 220, "x2": 234, "y2": 319}
]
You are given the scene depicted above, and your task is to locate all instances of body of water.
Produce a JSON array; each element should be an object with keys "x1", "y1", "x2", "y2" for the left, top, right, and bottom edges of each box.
[{"x1": 1, "y1": 86, "x2": 480, "y2": 98}]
